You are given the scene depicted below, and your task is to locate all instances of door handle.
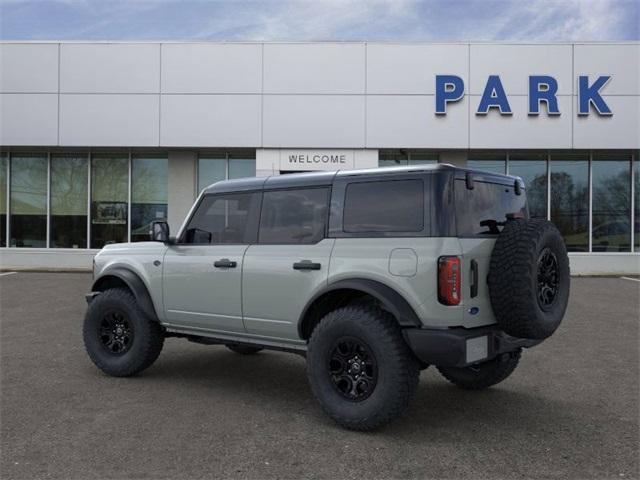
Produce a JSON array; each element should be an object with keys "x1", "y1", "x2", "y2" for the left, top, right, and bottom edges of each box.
[
  {"x1": 293, "y1": 260, "x2": 321, "y2": 271},
  {"x1": 470, "y1": 259, "x2": 478, "y2": 298},
  {"x1": 214, "y1": 258, "x2": 237, "y2": 268}
]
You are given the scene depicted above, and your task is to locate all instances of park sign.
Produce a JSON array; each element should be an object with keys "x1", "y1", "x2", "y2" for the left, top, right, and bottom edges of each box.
[{"x1": 435, "y1": 75, "x2": 613, "y2": 117}]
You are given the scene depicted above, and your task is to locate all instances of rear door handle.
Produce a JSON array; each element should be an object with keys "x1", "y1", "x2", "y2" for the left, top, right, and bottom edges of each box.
[
  {"x1": 214, "y1": 258, "x2": 237, "y2": 268},
  {"x1": 470, "y1": 259, "x2": 478, "y2": 298},
  {"x1": 293, "y1": 260, "x2": 321, "y2": 271}
]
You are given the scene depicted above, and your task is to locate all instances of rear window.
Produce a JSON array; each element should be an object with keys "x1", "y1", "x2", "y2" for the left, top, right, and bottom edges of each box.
[
  {"x1": 455, "y1": 180, "x2": 528, "y2": 236},
  {"x1": 343, "y1": 179, "x2": 424, "y2": 233}
]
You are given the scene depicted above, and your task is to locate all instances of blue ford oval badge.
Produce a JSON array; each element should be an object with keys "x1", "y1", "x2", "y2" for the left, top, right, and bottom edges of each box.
[{"x1": 469, "y1": 307, "x2": 479, "y2": 315}]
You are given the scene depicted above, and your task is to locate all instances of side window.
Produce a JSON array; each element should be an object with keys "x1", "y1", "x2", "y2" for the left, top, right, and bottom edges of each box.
[
  {"x1": 259, "y1": 188, "x2": 329, "y2": 244},
  {"x1": 343, "y1": 179, "x2": 424, "y2": 233},
  {"x1": 455, "y1": 180, "x2": 528, "y2": 236},
  {"x1": 182, "y1": 192, "x2": 260, "y2": 244}
]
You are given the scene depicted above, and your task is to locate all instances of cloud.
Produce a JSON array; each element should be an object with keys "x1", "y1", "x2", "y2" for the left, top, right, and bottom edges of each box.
[{"x1": 0, "y1": 0, "x2": 637, "y2": 41}]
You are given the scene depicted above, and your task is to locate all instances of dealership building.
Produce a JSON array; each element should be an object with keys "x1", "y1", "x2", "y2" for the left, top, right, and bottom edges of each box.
[{"x1": 0, "y1": 41, "x2": 638, "y2": 274}]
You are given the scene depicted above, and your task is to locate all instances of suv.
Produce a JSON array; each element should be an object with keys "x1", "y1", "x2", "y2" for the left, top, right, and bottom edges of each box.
[{"x1": 84, "y1": 165, "x2": 570, "y2": 430}]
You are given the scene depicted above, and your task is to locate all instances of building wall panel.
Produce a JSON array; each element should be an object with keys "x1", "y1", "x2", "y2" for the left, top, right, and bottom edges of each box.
[
  {"x1": 573, "y1": 96, "x2": 640, "y2": 149},
  {"x1": 263, "y1": 95, "x2": 365, "y2": 147},
  {"x1": 161, "y1": 44, "x2": 262, "y2": 94},
  {"x1": 0, "y1": 44, "x2": 58, "y2": 93},
  {"x1": 366, "y1": 95, "x2": 469, "y2": 148},
  {"x1": 161, "y1": 94, "x2": 261, "y2": 147},
  {"x1": 60, "y1": 43, "x2": 160, "y2": 93},
  {"x1": 367, "y1": 43, "x2": 468, "y2": 94},
  {"x1": 0, "y1": 93, "x2": 58, "y2": 145},
  {"x1": 469, "y1": 95, "x2": 573, "y2": 149},
  {"x1": 263, "y1": 43, "x2": 365, "y2": 94},
  {"x1": 59, "y1": 94, "x2": 159, "y2": 146},
  {"x1": 574, "y1": 44, "x2": 640, "y2": 95}
]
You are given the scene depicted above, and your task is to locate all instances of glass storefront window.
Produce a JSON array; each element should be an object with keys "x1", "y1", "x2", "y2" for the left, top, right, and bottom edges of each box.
[
  {"x1": 198, "y1": 151, "x2": 257, "y2": 193},
  {"x1": 467, "y1": 153, "x2": 506, "y2": 174},
  {"x1": 508, "y1": 152, "x2": 548, "y2": 219},
  {"x1": 379, "y1": 150, "x2": 408, "y2": 168},
  {"x1": 228, "y1": 152, "x2": 256, "y2": 180},
  {"x1": 592, "y1": 154, "x2": 631, "y2": 252},
  {"x1": 198, "y1": 155, "x2": 226, "y2": 193},
  {"x1": 379, "y1": 150, "x2": 437, "y2": 168},
  {"x1": 633, "y1": 155, "x2": 640, "y2": 252},
  {"x1": 91, "y1": 154, "x2": 128, "y2": 248},
  {"x1": 50, "y1": 155, "x2": 88, "y2": 248},
  {"x1": 131, "y1": 155, "x2": 168, "y2": 243},
  {"x1": 0, "y1": 154, "x2": 6, "y2": 247},
  {"x1": 10, "y1": 154, "x2": 47, "y2": 247},
  {"x1": 550, "y1": 154, "x2": 589, "y2": 252},
  {"x1": 408, "y1": 152, "x2": 438, "y2": 166}
]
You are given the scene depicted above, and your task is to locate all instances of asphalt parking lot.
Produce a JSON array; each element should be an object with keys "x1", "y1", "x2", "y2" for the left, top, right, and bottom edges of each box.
[{"x1": 0, "y1": 273, "x2": 638, "y2": 480}]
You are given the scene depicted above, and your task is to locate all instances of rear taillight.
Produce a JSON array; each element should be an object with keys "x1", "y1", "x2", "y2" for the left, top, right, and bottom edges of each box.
[{"x1": 438, "y1": 256, "x2": 461, "y2": 306}]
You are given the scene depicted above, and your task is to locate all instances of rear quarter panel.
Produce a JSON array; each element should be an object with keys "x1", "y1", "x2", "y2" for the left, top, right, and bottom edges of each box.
[{"x1": 329, "y1": 237, "x2": 467, "y2": 328}]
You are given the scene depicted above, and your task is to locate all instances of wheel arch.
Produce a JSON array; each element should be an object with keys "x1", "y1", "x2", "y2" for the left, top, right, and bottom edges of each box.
[
  {"x1": 92, "y1": 267, "x2": 159, "y2": 322},
  {"x1": 298, "y1": 278, "x2": 422, "y2": 340}
]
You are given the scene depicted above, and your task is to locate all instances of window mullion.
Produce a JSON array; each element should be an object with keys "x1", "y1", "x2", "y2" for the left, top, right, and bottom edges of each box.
[
  {"x1": 87, "y1": 152, "x2": 91, "y2": 249},
  {"x1": 46, "y1": 151, "x2": 51, "y2": 249}
]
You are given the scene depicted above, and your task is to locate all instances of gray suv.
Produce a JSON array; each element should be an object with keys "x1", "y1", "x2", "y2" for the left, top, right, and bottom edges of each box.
[{"x1": 84, "y1": 165, "x2": 570, "y2": 430}]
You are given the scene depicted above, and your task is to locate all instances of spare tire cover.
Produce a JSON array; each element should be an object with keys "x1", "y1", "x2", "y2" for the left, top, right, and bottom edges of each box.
[{"x1": 488, "y1": 218, "x2": 570, "y2": 340}]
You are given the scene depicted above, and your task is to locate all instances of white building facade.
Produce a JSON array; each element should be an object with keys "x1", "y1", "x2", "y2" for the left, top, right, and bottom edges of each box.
[{"x1": 0, "y1": 41, "x2": 638, "y2": 274}]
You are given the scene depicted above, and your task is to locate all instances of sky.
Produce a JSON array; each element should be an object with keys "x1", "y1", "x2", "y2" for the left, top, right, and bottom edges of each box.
[{"x1": 0, "y1": 0, "x2": 638, "y2": 42}]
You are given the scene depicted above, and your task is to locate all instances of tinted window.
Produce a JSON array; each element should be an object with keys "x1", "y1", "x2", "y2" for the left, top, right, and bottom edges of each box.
[
  {"x1": 183, "y1": 193, "x2": 260, "y2": 244},
  {"x1": 343, "y1": 180, "x2": 424, "y2": 233},
  {"x1": 259, "y1": 188, "x2": 329, "y2": 244},
  {"x1": 455, "y1": 180, "x2": 527, "y2": 236}
]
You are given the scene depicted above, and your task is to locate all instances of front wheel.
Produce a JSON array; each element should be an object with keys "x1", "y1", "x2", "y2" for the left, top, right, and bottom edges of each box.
[
  {"x1": 306, "y1": 306, "x2": 420, "y2": 431},
  {"x1": 83, "y1": 288, "x2": 164, "y2": 377},
  {"x1": 436, "y1": 349, "x2": 521, "y2": 390}
]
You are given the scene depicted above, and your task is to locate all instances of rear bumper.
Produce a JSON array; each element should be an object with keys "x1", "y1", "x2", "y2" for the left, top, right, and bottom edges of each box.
[{"x1": 403, "y1": 325, "x2": 541, "y2": 368}]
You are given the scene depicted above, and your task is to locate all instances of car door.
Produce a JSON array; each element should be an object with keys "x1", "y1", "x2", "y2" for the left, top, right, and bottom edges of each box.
[
  {"x1": 242, "y1": 187, "x2": 334, "y2": 342},
  {"x1": 162, "y1": 191, "x2": 261, "y2": 334}
]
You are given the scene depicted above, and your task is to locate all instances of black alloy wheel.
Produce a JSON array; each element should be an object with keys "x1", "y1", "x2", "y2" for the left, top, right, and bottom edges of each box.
[
  {"x1": 328, "y1": 337, "x2": 378, "y2": 402},
  {"x1": 537, "y1": 247, "x2": 559, "y2": 310},
  {"x1": 99, "y1": 309, "x2": 134, "y2": 355}
]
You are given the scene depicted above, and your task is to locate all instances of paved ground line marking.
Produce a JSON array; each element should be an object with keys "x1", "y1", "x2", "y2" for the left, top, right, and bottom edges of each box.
[
  {"x1": 0, "y1": 272, "x2": 18, "y2": 277},
  {"x1": 620, "y1": 276, "x2": 640, "y2": 283}
]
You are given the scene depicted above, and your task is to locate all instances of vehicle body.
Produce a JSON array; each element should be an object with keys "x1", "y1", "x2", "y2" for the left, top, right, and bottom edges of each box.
[{"x1": 84, "y1": 164, "x2": 570, "y2": 430}]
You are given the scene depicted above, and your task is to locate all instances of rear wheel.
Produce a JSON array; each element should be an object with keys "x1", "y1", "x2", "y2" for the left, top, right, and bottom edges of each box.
[
  {"x1": 306, "y1": 305, "x2": 419, "y2": 431},
  {"x1": 226, "y1": 344, "x2": 263, "y2": 355},
  {"x1": 437, "y1": 349, "x2": 521, "y2": 390},
  {"x1": 83, "y1": 288, "x2": 164, "y2": 377}
]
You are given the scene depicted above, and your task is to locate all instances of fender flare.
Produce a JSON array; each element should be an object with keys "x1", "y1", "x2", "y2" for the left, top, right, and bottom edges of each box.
[
  {"x1": 298, "y1": 278, "x2": 422, "y2": 337},
  {"x1": 92, "y1": 267, "x2": 159, "y2": 322}
]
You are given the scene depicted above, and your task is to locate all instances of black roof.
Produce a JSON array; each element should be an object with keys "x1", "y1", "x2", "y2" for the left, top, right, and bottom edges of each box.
[{"x1": 202, "y1": 164, "x2": 522, "y2": 194}]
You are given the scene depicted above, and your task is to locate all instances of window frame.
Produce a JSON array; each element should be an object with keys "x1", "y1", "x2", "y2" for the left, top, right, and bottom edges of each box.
[
  {"x1": 257, "y1": 186, "x2": 331, "y2": 245},
  {"x1": 329, "y1": 173, "x2": 432, "y2": 238},
  {"x1": 177, "y1": 191, "x2": 262, "y2": 246}
]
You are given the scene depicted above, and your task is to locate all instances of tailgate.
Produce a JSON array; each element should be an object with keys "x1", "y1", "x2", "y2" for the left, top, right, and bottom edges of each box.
[{"x1": 458, "y1": 238, "x2": 498, "y2": 328}]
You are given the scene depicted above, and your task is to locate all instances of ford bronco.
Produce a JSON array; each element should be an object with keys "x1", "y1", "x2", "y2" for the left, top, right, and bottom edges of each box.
[{"x1": 84, "y1": 165, "x2": 570, "y2": 430}]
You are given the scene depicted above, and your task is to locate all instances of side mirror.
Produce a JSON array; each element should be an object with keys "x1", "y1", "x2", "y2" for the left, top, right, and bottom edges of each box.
[{"x1": 150, "y1": 221, "x2": 170, "y2": 243}]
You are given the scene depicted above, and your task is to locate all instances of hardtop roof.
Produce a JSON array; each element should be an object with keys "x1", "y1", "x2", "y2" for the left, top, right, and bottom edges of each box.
[{"x1": 202, "y1": 163, "x2": 522, "y2": 194}]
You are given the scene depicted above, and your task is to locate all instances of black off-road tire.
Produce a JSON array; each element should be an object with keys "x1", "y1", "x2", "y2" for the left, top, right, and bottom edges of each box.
[
  {"x1": 226, "y1": 344, "x2": 263, "y2": 355},
  {"x1": 488, "y1": 218, "x2": 570, "y2": 340},
  {"x1": 437, "y1": 349, "x2": 521, "y2": 390},
  {"x1": 306, "y1": 306, "x2": 420, "y2": 431},
  {"x1": 83, "y1": 288, "x2": 164, "y2": 377}
]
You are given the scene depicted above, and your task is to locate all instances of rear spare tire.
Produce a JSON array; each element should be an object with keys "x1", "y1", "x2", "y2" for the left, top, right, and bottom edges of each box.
[{"x1": 488, "y1": 218, "x2": 570, "y2": 340}]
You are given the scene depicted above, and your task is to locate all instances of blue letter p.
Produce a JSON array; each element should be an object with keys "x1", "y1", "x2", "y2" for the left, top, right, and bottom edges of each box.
[{"x1": 435, "y1": 75, "x2": 464, "y2": 115}]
